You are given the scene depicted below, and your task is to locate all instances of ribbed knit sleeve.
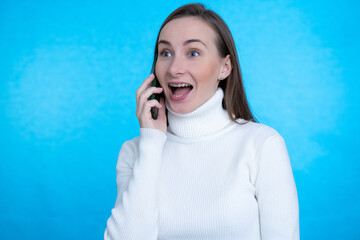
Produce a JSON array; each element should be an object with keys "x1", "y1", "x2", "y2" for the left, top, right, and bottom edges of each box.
[
  {"x1": 255, "y1": 135, "x2": 299, "y2": 240},
  {"x1": 104, "y1": 128, "x2": 167, "y2": 240}
]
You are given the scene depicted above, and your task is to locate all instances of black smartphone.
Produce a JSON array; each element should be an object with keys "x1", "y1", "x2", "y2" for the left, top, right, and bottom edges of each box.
[{"x1": 149, "y1": 54, "x2": 162, "y2": 120}]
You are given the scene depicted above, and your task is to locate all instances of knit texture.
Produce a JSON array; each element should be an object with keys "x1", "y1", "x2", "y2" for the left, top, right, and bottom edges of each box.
[{"x1": 105, "y1": 89, "x2": 299, "y2": 240}]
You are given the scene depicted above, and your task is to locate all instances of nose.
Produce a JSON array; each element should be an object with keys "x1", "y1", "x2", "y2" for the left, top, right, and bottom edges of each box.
[{"x1": 168, "y1": 55, "x2": 186, "y2": 77}]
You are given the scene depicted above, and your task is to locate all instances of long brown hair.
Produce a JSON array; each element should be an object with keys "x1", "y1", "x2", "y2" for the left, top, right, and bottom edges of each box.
[{"x1": 153, "y1": 3, "x2": 257, "y2": 123}]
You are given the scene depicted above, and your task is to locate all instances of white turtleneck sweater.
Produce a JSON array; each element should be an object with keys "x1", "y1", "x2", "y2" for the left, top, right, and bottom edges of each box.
[{"x1": 104, "y1": 89, "x2": 299, "y2": 240}]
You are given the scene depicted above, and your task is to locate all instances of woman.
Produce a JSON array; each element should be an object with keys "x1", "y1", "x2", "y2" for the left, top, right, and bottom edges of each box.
[{"x1": 105, "y1": 3, "x2": 299, "y2": 240}]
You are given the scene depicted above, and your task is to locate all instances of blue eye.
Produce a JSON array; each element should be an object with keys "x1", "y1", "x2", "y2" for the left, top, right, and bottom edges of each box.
[
  {"x1": 160, "y1": 51, "x2": 172, "y2": 57},
  {"x1": 189, "y1": 51, "x2": 199, "y2": 57}
]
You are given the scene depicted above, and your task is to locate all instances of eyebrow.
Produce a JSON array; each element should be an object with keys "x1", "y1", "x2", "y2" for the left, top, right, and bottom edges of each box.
[{"x1": 158, "y1": 39, "x2": 208, "y2": 48}]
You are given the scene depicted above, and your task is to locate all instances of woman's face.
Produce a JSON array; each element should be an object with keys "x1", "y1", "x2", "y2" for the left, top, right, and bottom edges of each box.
[{"x1": 155, "y1": 17, "x2": 231, "y2": 114}]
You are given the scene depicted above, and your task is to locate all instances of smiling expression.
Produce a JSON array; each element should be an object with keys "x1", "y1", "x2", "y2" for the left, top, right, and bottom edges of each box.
[{"x1": 155, "y1": 17, "x2": 231, "y2": 114}]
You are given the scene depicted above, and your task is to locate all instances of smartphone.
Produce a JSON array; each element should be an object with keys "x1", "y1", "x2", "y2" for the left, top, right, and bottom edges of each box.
[{"x1": 149, "y1": 54, "x2": 162, "y2": 120}]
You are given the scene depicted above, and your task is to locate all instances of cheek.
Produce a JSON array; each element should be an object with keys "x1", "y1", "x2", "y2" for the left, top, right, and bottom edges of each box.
[{"x1": 193, "y1": 60, "x2": 220, "y2": 86}]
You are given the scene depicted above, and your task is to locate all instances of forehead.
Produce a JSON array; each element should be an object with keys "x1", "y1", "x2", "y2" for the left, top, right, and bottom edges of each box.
[{"x1": 159, "y1": 17, "x2": 217, "y2": 45}]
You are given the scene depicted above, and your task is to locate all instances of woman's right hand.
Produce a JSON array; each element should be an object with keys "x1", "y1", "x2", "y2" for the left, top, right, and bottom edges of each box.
[{"x1": 136, "y1": 74, "x2": 167, "y2": 133}]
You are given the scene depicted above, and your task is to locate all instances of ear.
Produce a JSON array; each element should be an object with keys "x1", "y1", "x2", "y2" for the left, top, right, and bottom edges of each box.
[{"x1": 218, "y1": 55, "x2": 232, "y2": 80}]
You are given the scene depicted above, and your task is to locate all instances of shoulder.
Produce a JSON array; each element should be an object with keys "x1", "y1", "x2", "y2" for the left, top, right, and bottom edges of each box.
[
  {"x1": 233, "y1": 119, "x2": 281, "y2": 139},
  {"x1": 118, "y1": 136, "x2": 139, "y2": 152},
  {"x1": 122, "y1": 136, "x2": 141, "y2": 149},
  {"x1": 232, "y1": 121, "x2": 291, "y2": 181},
  {"x1": 115, "y1": 136, "x2": 140, "y2": 168},
  {"x1": 116, "y1": 128, "x2": 167, "y2": 165},
  {"x1": 231, "y1": 119, "x2": 283, "y2": 149}
]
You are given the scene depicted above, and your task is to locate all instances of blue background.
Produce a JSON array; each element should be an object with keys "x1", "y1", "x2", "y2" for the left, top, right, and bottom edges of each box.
[{"x1": 1, "y1": 0, "x2": 359, "y2": 239}]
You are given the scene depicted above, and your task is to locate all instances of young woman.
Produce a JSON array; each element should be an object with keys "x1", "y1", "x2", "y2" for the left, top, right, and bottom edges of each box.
[{"x1": 105, "y1": 3, "x2": 299, "y2": 239}]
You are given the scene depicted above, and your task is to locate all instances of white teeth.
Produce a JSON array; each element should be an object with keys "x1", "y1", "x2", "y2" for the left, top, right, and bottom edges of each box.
[{"x1": 169, "y1": 83, "x2": 192, "y2": 87}]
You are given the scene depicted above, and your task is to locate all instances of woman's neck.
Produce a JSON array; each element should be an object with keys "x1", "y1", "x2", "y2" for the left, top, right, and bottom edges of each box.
[{"x1": 166, "y1": 88, "x2": 232, "y2": 138}]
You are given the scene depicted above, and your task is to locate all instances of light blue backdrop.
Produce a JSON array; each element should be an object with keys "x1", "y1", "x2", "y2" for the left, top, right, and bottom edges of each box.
[{"x1": 1, "y1": 0, "x2": 359, "y2": 239}]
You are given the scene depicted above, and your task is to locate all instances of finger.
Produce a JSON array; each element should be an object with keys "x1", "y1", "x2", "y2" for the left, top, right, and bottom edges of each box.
[
  {"x1": 136, "y1": 87, "x2": 163, "y2": 116},
  {"x1": 139, "y1": 99, "x2": 162, "y2": 118},
  {"x1": 139, "y1": 87, "x2": 163, "y2": 107},
  {"x1": 136, "y1": 74, "x2": 155, "y2": 103}
]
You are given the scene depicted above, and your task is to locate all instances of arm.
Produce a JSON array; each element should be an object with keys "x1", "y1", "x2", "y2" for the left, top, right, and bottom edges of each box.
[
  {"x1": 105, "y1": 74, "x2": 167, "y2": 239},
  {"x1": 104, "y1": 128, "x2": 167, "y2": 240},
  {"x1": 255, "y1": 135, "x2": 300, "y2": 240}
]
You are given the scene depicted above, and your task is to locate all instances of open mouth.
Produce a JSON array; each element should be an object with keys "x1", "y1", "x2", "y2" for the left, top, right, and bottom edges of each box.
[{"x1": 168, "y1": 83, "x2": 193, "y2": 100}]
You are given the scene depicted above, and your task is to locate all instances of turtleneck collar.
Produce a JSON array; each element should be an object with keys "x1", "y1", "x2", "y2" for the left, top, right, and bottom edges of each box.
[{"x1": 166, "y1": 88, "x2": 232, "y2": 138}]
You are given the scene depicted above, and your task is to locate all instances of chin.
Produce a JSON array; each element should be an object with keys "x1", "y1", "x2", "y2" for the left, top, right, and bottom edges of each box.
[{"x1": 168, "y1": 102, "x2": 194, "y2": 114}]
